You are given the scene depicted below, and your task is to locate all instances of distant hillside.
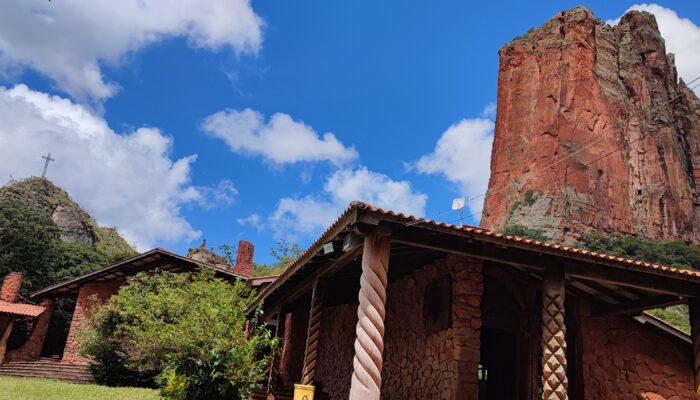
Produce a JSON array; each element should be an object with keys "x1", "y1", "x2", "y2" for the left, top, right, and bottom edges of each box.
[{"x1": 0, "y1": 177, "x2": 135, "y2": 259}]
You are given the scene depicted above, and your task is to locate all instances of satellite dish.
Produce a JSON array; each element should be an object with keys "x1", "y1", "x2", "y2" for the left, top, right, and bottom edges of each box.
[{"x1": 452, "y1": 197, "x2": 466, "y2": 210}]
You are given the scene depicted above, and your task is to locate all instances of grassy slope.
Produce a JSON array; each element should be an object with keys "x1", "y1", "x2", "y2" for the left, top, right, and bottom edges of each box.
[{"x1": 0, "y1": 377, "x2": 159, "y2": 400}]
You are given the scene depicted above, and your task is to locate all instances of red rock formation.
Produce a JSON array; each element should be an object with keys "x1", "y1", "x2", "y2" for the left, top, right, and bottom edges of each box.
[{"x1": 481, "y1": 7, "x2": 700, "y2": 243}]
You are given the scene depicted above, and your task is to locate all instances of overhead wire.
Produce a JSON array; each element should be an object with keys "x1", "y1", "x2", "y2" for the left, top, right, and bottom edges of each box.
[{"x1": 406, "y1": 77, "x2": 700, "y2": 227}]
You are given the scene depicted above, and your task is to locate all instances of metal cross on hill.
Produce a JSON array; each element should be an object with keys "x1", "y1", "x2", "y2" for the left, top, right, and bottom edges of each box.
[{"x1": 41, "y1": 152, "x2": 55, "y2": 178}]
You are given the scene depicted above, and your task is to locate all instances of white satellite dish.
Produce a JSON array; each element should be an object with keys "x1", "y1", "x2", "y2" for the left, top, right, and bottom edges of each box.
[{"x1": 452, "y1": 197, "x2": 466, "y2": 226}]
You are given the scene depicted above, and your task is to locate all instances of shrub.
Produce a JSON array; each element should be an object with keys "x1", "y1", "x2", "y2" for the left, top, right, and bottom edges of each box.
[
  {"x1": 497, "y1": 224, "x2": 550, "y2": 242},
  {"x1": 79, "y1": 269, "x2": 277, "y2": 400}
]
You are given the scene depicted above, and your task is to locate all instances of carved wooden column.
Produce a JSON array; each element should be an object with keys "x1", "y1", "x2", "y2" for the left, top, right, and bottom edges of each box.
[
  {"x1": 541, "y1": 269, "x2": 568, "y2": 400},
  {"x1": 689, "y1": 297, "x2": 700, "y2": 400},
  {"x1": 349, "y1": 228, "x2": 391, "y2": 400},
  {"x1": 300, "y1": 279, "x2": 325, "y2": 385}
]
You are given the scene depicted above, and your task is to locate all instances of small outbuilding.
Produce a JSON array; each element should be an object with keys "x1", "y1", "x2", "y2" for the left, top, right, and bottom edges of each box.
[{"x1": 252, "y1": 201, "x2": 700, "y2": 400}]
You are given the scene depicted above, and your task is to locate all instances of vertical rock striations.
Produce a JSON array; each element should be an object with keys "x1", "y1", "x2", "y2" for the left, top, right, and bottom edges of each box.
[{"x1": 481, "y1": 7, "x2": 700, "y2": 243}]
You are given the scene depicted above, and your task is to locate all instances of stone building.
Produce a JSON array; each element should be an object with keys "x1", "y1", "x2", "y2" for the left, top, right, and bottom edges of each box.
[
  {"x1": 254, "y1": 202, "x2": 700, "y2": 400},
  {"x1": 0, "y1": 240, "x2": 270, "y2": 381}
]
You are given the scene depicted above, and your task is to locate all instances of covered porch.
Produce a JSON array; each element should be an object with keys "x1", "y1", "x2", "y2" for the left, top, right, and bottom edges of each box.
[{"x1": 252, "y1": 202, "x2": 700, "y2": 400}]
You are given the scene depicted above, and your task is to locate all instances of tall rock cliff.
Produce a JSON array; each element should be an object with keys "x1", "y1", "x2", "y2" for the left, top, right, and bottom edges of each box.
[
  {"x1": 0, "y1": 177, "x2": 134, "y2": 256},
  {"x1": 480, "y1": 7, "x2": 700, "y2": 243}
]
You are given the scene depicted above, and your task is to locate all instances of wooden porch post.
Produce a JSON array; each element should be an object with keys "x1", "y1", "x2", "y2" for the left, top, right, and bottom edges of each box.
[
  {"x1": 541, "y1": 269, "x2": 568, "y2": 400},
  {"x1": 300, "y1": 279, "x2": 325, "y2": 385},
  {"x1": 689, "y1": 297, "x2": 700, "y2": 400},
  {"x1": 267, "y1": 305, "x2": 286, "y2": 400},
  {"x1": 0, "y1": 319, "x2": 13, "y2": 364},
  {"x1": 349, "y1": 228, "x2": 391, "y2": 400}
]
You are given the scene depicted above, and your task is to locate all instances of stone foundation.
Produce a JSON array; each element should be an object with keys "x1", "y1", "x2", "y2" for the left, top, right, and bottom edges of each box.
[
  {"x1": 62, "y1": 281, "x2": 123, "y2": 364},
  {"x1": 582, "y1": 310, "x2": 694, "y2": 399},
  {"x1": 314, "y1": 255, "x2": 483, "y2": 400}
]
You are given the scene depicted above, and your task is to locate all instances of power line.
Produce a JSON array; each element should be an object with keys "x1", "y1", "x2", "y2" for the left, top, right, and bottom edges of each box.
[
  {"x1": 407, "y1": 77, "x2": 700, "y2": 227},
  {"x1": 464, "y1": 81, "x2": 700, "y2": 222}
]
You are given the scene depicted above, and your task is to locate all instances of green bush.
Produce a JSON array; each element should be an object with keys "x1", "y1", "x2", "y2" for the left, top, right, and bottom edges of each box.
[
  {"x1": 79, "y1": 269, "x2": 277, "y2": 400},
  {"x1": 497, "y1": 224, "x2": 549, "y2": 242}
]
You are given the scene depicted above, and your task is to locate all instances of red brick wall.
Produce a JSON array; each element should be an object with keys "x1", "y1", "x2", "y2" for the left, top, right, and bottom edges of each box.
[
  {"x1": 581, "y1": 309, "x2": 694, "y2": 399},
  {"x1": 62, "y1": 281, "x2": 123, "y2": 364},
  {"x1": 313, "y1": 255, "x2": 483, "y2": 400},
  {"x1": 6, "y1": 298, "x2": 54, "y2": 361},
  {"x1": 1, "y1": 272, "x2": 23, "y2": 303},
  {"x1": 234, "y1": 240, "x2": 254, "y2": 277}
]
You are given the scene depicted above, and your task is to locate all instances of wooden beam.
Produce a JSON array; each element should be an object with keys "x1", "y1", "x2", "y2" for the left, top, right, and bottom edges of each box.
[
  {"x1": 259, "y1": 246, "x2": 362, "y2": 320},
  {"x1": 391, "y1": 226, "x2": 700, "y2": 297},
  {"x1": 591, "y1": 295, "x2": 684, "y2": 317}
]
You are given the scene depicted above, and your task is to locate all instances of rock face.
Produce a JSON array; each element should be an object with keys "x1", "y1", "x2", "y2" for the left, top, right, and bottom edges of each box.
[
  {"x1": 0, "y1": 177, "x2": 134, "y2": 255},
  {"x1": 481, "y1": 7, "x2": 700, "y2": 243}
]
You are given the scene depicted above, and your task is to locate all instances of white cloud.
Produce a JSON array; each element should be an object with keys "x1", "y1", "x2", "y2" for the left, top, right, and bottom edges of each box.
[
  {"x1": 0, "y1": 0, "x2": 263, "y2": 103},
  {"x1": 480, "y1": 102, "x2": 497, "y2": 119},
  {"x1": 268, "y1": 167, "x2": 427, "y2": 237},
  {"x1": 415, "y1": 118, "x2": 494, "y2": 213},
  {"x1": 202, "y1": 108, "x2": 358, "y2": 166},
  {"x1": 0, "y1": 84, "x2": 211, "y2": 250},
  {"x1": 197, "y1": 179, "x2": 238, "y2": 209},
  {"x1": 237, "y1": 213, "x2": 262, "y2": 230},
  {"x1": 607, "y1": 4, "x2": 700, "y2": 94}
]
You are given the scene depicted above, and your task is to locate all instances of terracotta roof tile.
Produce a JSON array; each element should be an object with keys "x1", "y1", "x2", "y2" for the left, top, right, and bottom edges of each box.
[{"x1": 0, "y1": 301, "x2": 45, "y2": 317}]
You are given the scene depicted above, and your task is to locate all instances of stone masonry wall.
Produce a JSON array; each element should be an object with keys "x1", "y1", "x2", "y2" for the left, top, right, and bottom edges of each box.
[
  {"x1": 582, "y1": 310, "x2": 694, "y2": 399},
  {"x1": 314, "y1": 255, "x2": 483, "y2": 400},
  {"x1": 62, "y1": 281, "x2": 123, "y2": 364}
]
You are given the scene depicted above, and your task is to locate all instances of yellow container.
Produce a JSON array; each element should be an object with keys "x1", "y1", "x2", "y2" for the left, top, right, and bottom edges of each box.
[{"x1": 293, "y1": 384, "x2": 315, "y2": 400}]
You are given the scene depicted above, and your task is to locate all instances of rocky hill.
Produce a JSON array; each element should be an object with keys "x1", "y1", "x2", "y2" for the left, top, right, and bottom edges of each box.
[
  {"x1": 0, "y1": 177, "x2": 134, "y2": 257},
  {"x1": 481, "y1": 7, "x2": 700, "y2": 243}
]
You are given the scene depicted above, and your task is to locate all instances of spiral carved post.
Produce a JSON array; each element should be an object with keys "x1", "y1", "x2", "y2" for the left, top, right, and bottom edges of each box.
[
  {"x1": 349, "y1": 228, "x2": 392, "y2": 400},
  {"x1": 541, "y1": 269, "x2": 568, "y2": 400},
  {"x1": 300, "y1": 279, "x2": 325, "y2": 385},
  {"x1": 689, "y1": 297, "x2": 700, "y2": 400}
]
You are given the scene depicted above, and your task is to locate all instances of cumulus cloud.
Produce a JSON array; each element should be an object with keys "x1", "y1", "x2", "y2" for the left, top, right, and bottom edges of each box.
[
  {"x1": 196, "y1": 179, "x2": 238, "y2": 209},
  {"x1": 0, "y1": 0, "x2": 263, "y2": 102},
  {"x1": 414, "y1": 118, "x2": 494, "y2": 213},
  {"x1": 268, "y1": 167, "x2": 427, "y2": 237},
  {"x1": 202, "y1": 108, "x2": 358, "y2": 166},
  {"x1": 607, "y1": 4, "x2": 700, "y2": 94},
  {"x1": 0, "y1": 84, "x2": 216, "y2": 250}
]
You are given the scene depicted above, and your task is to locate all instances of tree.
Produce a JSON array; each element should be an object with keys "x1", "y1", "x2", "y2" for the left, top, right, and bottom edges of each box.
[
  {"x1": 79, "y1": 269, "x2": 277, "y2": 400},
  {"x1": 253, "y1": 239, "x2": 303, "y2": 276}
]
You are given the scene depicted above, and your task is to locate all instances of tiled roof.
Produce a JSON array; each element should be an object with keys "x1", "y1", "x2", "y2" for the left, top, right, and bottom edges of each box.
[
  {"x1": 355, "y1": 202, "x2": 700, "y2": 279},
  {"x1": 253, "y1": 201, "x2": 700, "y2": 308},
  {"x1": 0, "y1": 301, "x2": 45, "y2": 317}
]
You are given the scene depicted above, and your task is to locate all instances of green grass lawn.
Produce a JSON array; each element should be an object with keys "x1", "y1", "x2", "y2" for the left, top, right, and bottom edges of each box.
[{"x1": 0, "y1": 376, "x2": 160, "y2": 400}]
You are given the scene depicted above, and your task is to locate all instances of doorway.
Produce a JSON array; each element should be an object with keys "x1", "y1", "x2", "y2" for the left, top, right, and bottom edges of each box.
[{"x1": 478, "y1": 273, "x2": 523, "y2": 400}]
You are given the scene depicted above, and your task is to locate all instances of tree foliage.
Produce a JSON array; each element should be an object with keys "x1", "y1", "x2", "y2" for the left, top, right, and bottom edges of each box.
[
  {"x1": 496, "y1": 224, "x2": 549, "y2": 242},
  {"x1": 578, "y1": 231, "x2": 700, "y2": 270},
  {"x1": 253, "y1": 239, "x2": 303, "y2": 276},
  {"x1": 79, "y1": 269, "x2": 277, "y2": 400},
  {"x1": 0, "y1": 198, "x2": 131, "y2": 293}
]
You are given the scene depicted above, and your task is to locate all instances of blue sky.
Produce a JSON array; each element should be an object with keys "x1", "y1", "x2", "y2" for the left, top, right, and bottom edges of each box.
[{"x1": 1, "y1": 1, "x2": 699, "y2": 263}]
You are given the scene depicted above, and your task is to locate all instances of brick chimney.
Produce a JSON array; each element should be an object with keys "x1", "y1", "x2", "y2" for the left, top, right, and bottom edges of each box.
[
  {"x1": 1, "y1": 272, "x2": 23, "y2": 303},
  {"x1": 233, "y1": 240, "x2": 254, "y2": 277}
]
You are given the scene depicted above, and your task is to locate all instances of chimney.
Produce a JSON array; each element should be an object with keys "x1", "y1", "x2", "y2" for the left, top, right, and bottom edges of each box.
[
  {"x1": 234, "y1": 240, "x2": 254, "y2": 277},
  {"x1": 1, "y1": 272, "x2": 23, "y2": 303}
]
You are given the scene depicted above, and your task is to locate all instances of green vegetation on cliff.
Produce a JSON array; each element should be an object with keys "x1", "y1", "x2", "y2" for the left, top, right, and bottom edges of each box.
[{"x1": 0, "y1": 177, "x2": 134, "y2": 259}]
